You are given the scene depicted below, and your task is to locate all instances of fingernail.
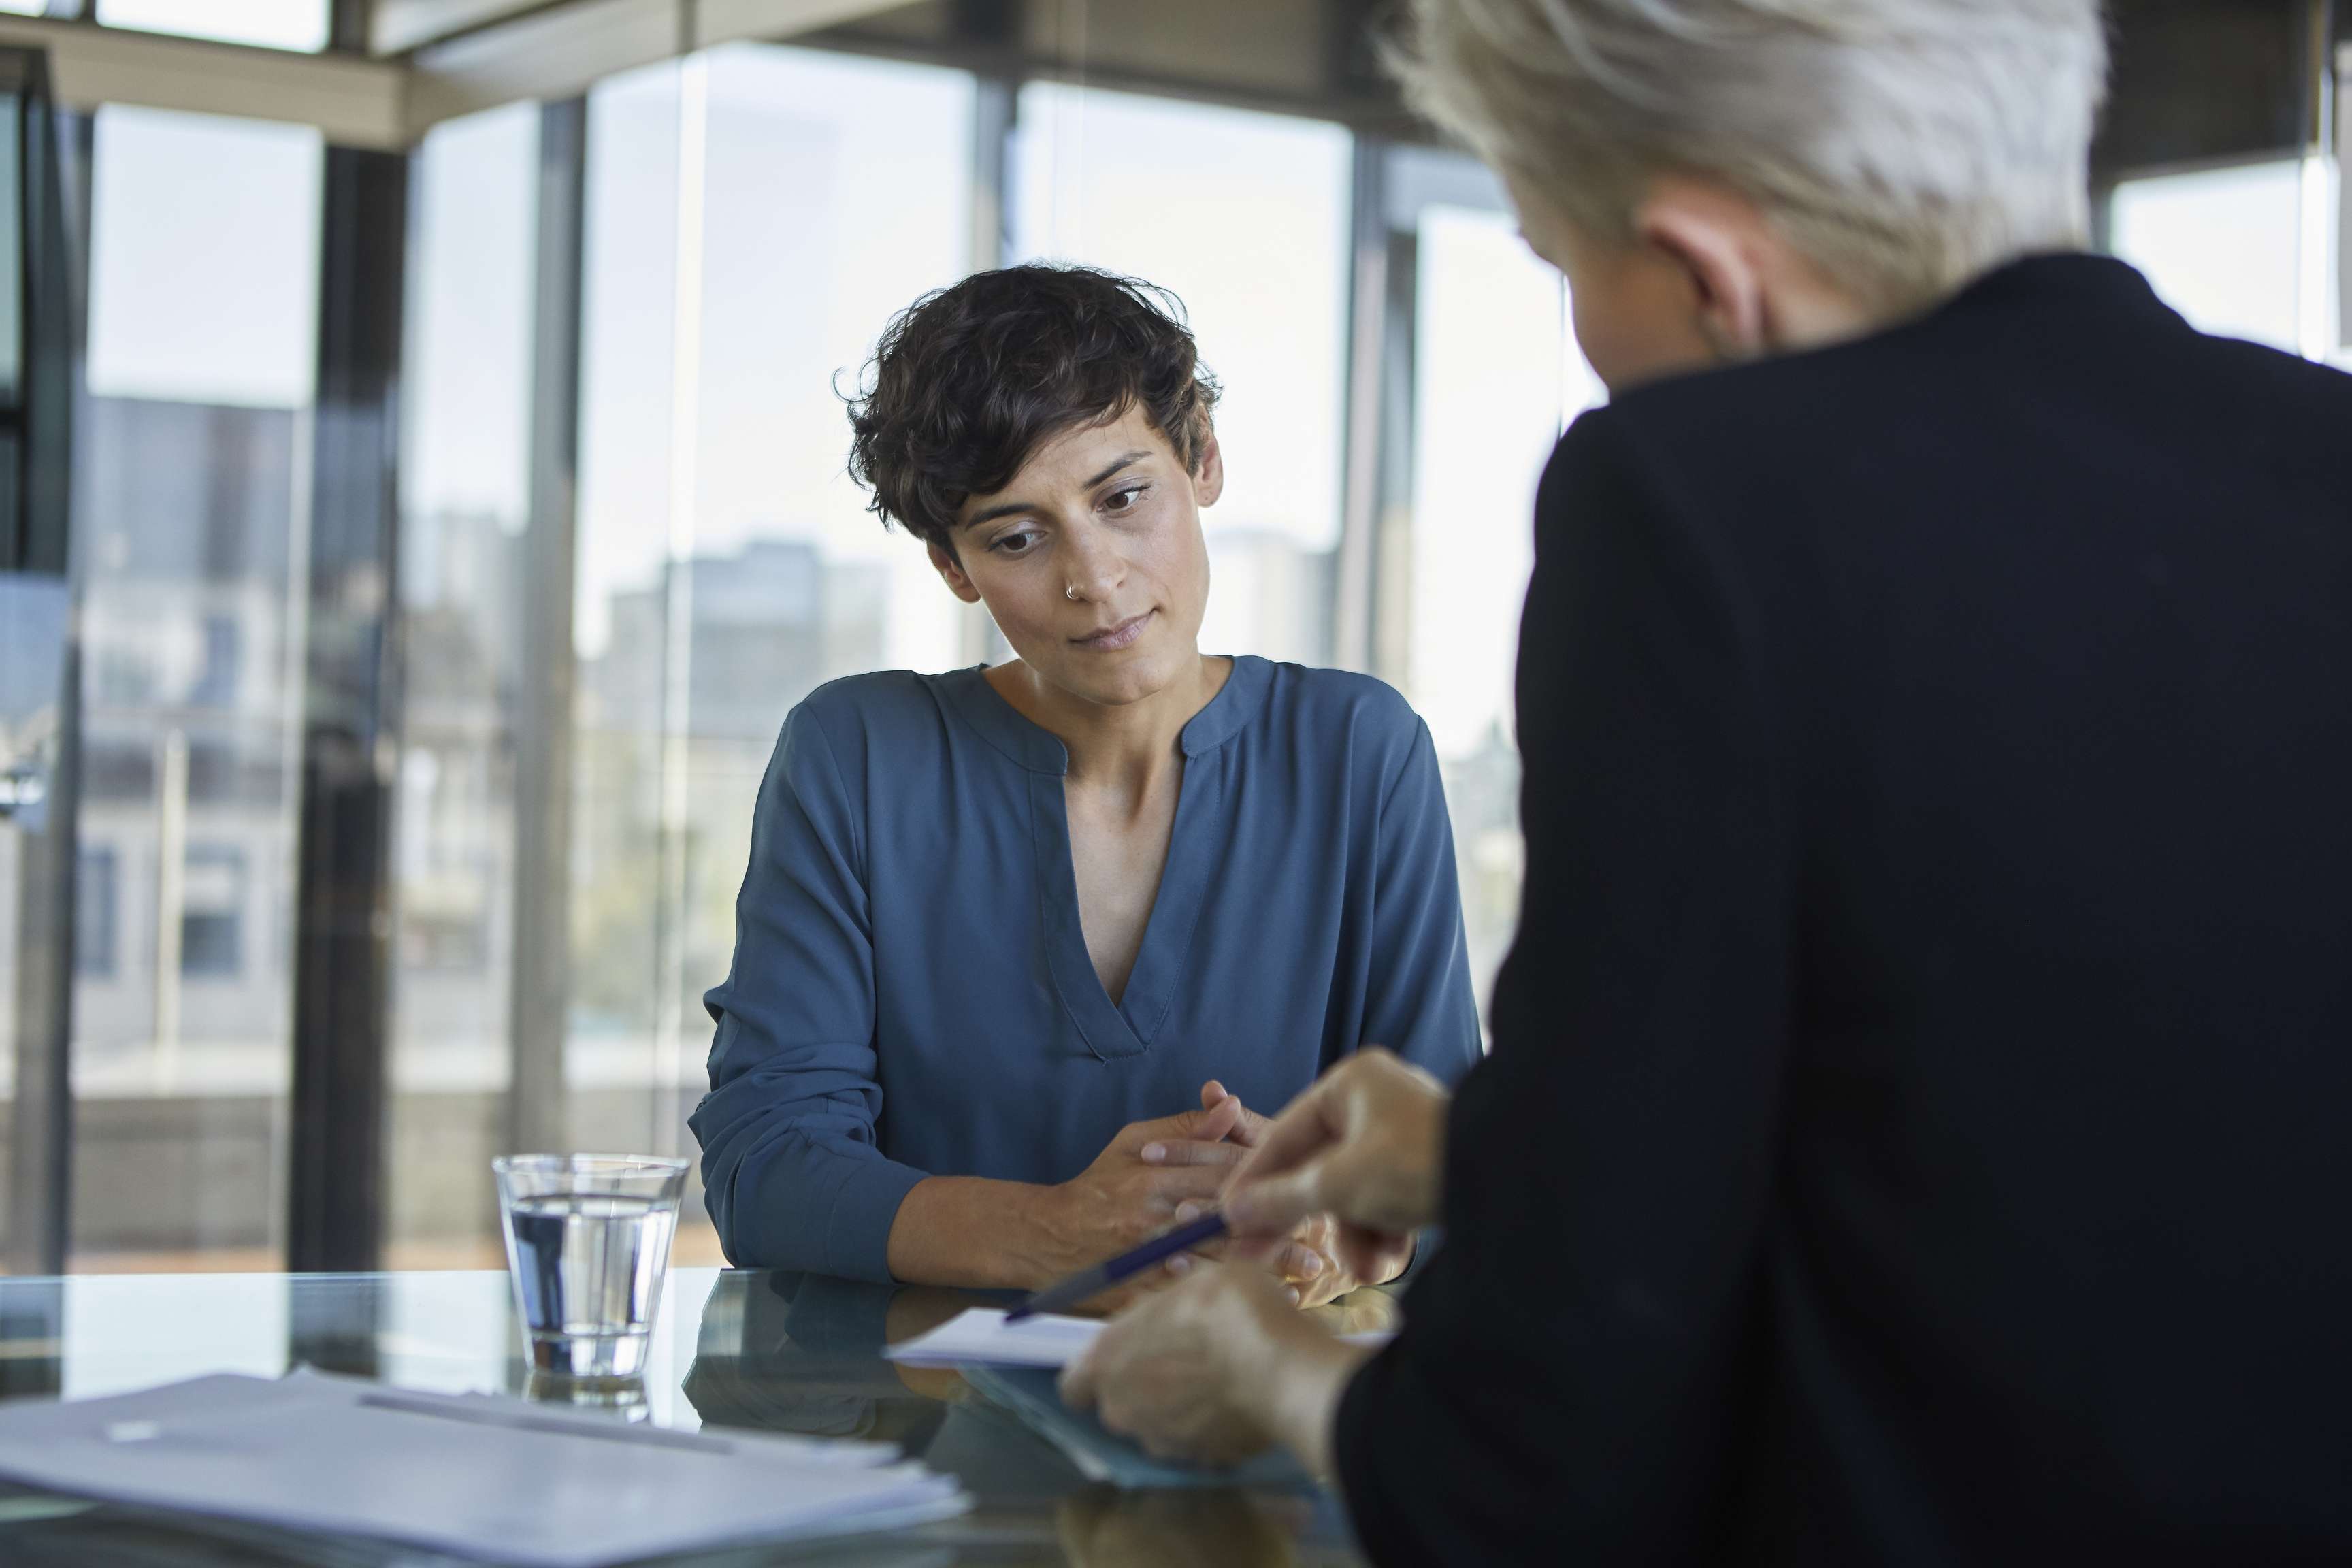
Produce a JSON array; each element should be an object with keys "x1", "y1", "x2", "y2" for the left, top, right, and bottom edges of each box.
[
  {"x1": 1285, "y1": 1286, "x2": 1303, "y2": 1307},
  {"x1": 1175, "y1": 1201, "x2": 1202, "y2": 1223},
  {"x1": 1141, "y1": 1143, "x2": 1165, "y2": 1163},
  {"x1": 1298, "y1": 1254, "x2": 1324, "y2": 1276},
  {"x1": 1166, "y1": 1254, "x2": 1193, "y2": 1275}
]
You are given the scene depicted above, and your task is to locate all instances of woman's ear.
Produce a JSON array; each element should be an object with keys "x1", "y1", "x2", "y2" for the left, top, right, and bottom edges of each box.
[
  {"x1": 1635, "y1": 186, "x2": 1771, "y2": 361},
  {"x1": 1192, "y1": 425, "x2": 1225, "y2": 509},
  {"x1": 928, "y1": 540, "x2": 983, "y2": 604}
]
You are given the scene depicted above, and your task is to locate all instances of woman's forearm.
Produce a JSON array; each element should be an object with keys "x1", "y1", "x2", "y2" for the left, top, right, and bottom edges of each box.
[{"x1": 885, "y1": 1174, "x2": 1067, "y2": 1289}]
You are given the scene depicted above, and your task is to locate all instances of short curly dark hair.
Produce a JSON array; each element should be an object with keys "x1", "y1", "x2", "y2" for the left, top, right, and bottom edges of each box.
[{"x1": 845, "y1": 265, "x2": 1221, "y2": 559}]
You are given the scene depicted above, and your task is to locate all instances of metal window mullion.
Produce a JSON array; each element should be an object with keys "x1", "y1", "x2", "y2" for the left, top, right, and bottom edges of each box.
[
  {"x1": 507, "y1": 97, "x2": 587, "y2": 1164},
  {"x1": 1332, "y1": 136, "x2": 1387, "y2": 676},
  {"x1": 961, "y1": 69, "x2": 1017, "y2": 668},
  {"x1": 1335, "y1": 137, "x2": 1418, "y2": 687}
]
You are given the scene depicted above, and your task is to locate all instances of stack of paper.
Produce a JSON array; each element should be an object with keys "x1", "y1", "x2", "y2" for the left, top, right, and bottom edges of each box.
[
  {"x1": 0, "y1": 1368, "x2": 967, "y2": 1567},
  {"x1": 885, "y1": 1307, "x2": 1394, "y2": 1370}
]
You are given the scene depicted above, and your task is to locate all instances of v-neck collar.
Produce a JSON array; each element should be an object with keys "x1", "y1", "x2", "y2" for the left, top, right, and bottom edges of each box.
[
  {"x1": 938, "y1": 657, "x2": 1272, "y2": 1060},
  {"x1": 937, "y1": 655, "x2": 1271, "y2": 775}
]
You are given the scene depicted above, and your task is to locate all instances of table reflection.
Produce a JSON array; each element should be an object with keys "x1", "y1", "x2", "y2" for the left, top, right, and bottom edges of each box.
[
  {"x1": 1057, "y1": 1487, "x2": 1313, "y2": 1567},
  {"x1": 0, "y1": 1269, "x2": 1379, "y2": 1565}
]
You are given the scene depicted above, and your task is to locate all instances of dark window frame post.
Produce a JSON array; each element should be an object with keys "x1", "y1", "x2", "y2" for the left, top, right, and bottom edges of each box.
[{"x1": 286, "y1": 140, "x2": 408, "y2": 1275}]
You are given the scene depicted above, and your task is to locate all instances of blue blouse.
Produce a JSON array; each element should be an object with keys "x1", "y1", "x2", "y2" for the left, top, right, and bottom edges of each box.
[{"x1": 691, "y1": 655, "x2": 1482, "y2": 1280}]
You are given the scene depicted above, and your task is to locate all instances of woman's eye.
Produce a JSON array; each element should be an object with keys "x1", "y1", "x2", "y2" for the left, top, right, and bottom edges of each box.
[
  {"x1": 989, "y1": 529, "x2": 1043, "y2": 556},
  {"x1": 1103, "y1": 485, "x2": 1147, "y2": 514}
]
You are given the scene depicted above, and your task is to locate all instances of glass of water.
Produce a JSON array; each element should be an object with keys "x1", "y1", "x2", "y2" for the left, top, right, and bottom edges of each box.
[{"x1": 493, "y1": 1154, "x2": 689, "y2": 1380}]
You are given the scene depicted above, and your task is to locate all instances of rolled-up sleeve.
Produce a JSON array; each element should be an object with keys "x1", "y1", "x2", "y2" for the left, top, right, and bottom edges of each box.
[
  {"x1": 691, "y1": 704, "x2": 928, "y2": 1281},
  {"x1": 1363, "y1": 718, "x2": 1484, "y2": 1088}
]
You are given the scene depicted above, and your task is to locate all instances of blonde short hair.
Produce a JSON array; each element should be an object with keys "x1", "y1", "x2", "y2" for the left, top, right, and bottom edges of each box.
[{"x1": 1392, "y1": 0, "x2": 2109, "y2": 311}]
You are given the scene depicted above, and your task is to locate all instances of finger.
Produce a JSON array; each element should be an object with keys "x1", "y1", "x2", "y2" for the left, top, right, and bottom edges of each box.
[
  {"x1": 1060, "y1": 1351, "x2": 1098, "y2": 1408},
  {"x1": 1223, "y1": 1096, "x2": 1278, "y2": 1150},
  {"x1": 1220, "y1": 1235, "x2": 1286, "y2": 1267},
  {"x1": 1223, "y1": 1078, "x2": 1345, "y2": 1193},
  {"x1": 1278, "y1": 1242, "x2": 1326, "y2": 1282},
  {"x1": 1139, "y1": 1137, "x2": 1250, "y2": 1167},
  {"x1": 1223, "y1": 1162, "x2": 1327, "y2": 1237},
  {"x1": 1131, "y1": 1095, "x2": 1244, "y2": 1151},
  {"x1": 1335, "y1": 1227, "x2": 1414, "y2": 1285},
  {"x1": 1195, "y1": 1093, "x2": 1244, "y2": 1143},
  {"x1": 1200, "y1": 1079, "x2": 1227, "y2": 1111},
  {"x1": 1150, "y1": 1165, "x2": 1241, "y2": 1205}
]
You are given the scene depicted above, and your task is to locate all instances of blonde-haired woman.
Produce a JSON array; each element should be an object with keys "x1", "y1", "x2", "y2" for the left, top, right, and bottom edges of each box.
[{"x1": 1063, "y1": 1, "x2": 2352, "y2": 1560}]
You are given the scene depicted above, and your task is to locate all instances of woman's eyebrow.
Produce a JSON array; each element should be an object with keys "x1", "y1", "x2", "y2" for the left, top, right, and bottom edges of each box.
[
  {"x1": 1084, "y1": 451, "x2": 1153, "y2": 487},
  {"x1": 960, "y1": 451, "x2": 1153, "y2": 529}
]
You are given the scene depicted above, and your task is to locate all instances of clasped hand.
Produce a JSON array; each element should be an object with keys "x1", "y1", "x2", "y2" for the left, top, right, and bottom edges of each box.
[
  {"x1": 1061, "y1": 1047, "x2": 1454, "y2": 1467},
  {"x1": 1047, "y1": 1081, "x2": 1367, "y2": 1311}
]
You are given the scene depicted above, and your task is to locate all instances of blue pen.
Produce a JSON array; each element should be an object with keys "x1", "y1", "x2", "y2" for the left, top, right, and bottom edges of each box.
[{"x1": 1003, "y1": 1210, "x2": 1230, "y2": 1321}]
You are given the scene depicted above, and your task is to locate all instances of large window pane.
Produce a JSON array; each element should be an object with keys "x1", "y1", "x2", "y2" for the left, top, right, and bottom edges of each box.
[
  {"x1": 96, "y1": 0, "x2": 329, "y2": 52},
  {"x1": 1013, "y1": 84, "x2": 1350, "y2": 664},
  {"x1": 86, "y1": 108, "x2": 320, "y2": 406},
  {"x1": 2110, "y1": 160, "x2": 2304, "y2": 354},
  {"x1": 572, "y1": 48, "x2": 975, "y2": 1262},
  {"x1": 1409, "y1": 203, "x2": 1602, "y2": 1024},
  {"x1": 389, "y1": 103, "x2": 538, "y2": 1269},
  {"x1": 674, "y1": 45, "x2": 973, "y2": 1122},
  {"x1": 71, "y1": 105, "x2": 322, "y2": 1270}
]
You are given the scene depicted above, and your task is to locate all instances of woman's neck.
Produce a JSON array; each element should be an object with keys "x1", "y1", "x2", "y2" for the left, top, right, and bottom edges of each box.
[{"x1": 988, "y1": 655, "x2": 1232, "y2": 800}]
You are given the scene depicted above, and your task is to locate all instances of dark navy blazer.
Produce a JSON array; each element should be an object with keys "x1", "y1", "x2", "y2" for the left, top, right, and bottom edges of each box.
[{"x1": 692, "y1": 655, "x2": 1482, "y2": 1279}]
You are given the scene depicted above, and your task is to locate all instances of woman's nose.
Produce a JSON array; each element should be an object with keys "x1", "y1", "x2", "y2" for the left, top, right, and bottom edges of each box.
[{"x1": 1060, "y1": 525, "x2": 1127, "y2": 604}]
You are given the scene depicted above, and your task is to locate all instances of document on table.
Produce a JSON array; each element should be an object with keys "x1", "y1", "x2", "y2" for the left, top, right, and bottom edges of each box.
[
  {"x1": 885, "y1": 1307, "x2": 1396, "y2": 1369},
  {"x1": 0, "y1": 1368, "x2": 968, "y2": 1567}
]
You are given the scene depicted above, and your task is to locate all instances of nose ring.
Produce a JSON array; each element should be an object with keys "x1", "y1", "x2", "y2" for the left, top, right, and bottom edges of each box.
[{"x1": 1066, "y1": 583, "x2": 1081, "y2": 601}]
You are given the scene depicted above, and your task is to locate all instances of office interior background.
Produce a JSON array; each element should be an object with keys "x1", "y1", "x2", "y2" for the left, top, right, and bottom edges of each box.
[{"x1": 0, "y1": 0, "x2": 2344, "y2": 1285}]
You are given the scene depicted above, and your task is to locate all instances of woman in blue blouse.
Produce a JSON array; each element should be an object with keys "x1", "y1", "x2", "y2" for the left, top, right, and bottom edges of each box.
[{"x1": 691, "y1": 265, "x2": 1480, "y2": 1301}]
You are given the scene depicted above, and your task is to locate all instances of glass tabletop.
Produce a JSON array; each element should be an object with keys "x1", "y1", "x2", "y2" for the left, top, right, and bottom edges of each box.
[{"x1": 0, "y1": 1269, "x2": 1388, "y2": 1566}]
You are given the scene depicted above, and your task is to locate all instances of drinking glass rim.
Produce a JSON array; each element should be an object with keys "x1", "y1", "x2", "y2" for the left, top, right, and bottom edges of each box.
[{"x1": 492, "y1": 1152, "x2": 693, "y2": 1177}]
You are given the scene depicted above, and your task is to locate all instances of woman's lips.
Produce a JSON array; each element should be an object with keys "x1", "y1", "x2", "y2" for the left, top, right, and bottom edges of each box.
[{"x1": 1073, "y1": 610, "x2": 1154, "y2": 652}]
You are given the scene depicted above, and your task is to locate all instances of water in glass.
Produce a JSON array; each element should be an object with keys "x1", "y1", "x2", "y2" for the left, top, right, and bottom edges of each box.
[{"x1": 494, "y1": 1155, "x2": 688, "y2": 1381}]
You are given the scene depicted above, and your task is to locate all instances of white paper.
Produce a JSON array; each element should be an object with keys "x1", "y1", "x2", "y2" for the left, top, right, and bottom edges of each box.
[
  {"x1": 885, "y1": 1307, "x2": 1395, "y2": 1370},
  {"x1": 0, "y1": 1370, "x2": 967, "y2": 1567}
]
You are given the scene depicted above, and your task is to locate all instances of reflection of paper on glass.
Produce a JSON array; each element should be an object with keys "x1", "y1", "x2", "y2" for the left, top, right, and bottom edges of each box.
[
  {"x1": 885, "y1": 1307, "x2": 1395, "y2": 1370},
  {"x1": 962, "y1": 1365, "x2": 1318, "y2": 1490},
  {"x1": 886, "y1": 1307, "x2": 1105, "y2": 1368},
  {"x1": 0, "y1": 1369, "x2": 968, "y2": 1567}
]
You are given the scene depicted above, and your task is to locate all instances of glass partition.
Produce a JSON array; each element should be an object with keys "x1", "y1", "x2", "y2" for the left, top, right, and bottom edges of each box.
[
  {"x1": 1013, "y1": 84, "x2": 1351, "y2": 665},
  {"x1": 389, "y1": 104, "x2": 540, "y2": 1269},
  {"x1": 572, "y1": 47, "x2": 977, "y2": 1264},
  {"x1": 1406, "y1": 203, "x2": 1599, "y2": 1026},
  {"x1": 2110, "y1": 160, "x2": 2306, "y2": 353},
  {"x1": 70, "y1": 104, "x2": 323, "y2": 1270}
]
